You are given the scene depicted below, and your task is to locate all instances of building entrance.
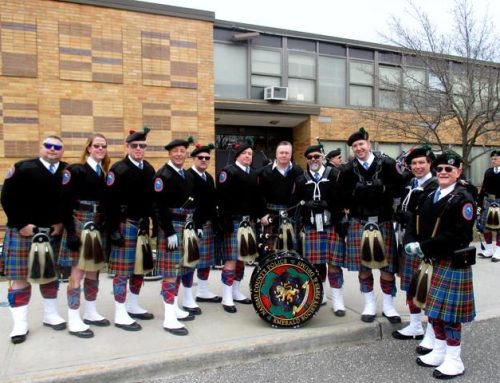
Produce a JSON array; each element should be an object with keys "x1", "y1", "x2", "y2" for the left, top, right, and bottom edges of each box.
[{"x1": 215, "y1": 125, "x2": 293, "y2": 174}]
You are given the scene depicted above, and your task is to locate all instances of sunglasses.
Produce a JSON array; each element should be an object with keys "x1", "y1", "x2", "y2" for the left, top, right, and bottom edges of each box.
[
  {"x1": 196, "y1": 156, "x2": 211, "y2": 161},
  {"x1": 92, "y1": 144, "x2": 108, "y2": 149},
  {"x1": 436, "y1": 165, "x2": 455, "y2": 173},
  {"x1": 130, "y1": 143, "x2": 147, "y2": 149},
  {"x1": 43, "y1": 142, "x2": 63, "y2": 151},
  {"x1": 306, "y1": 154, "x2": 322, "y2": 160}
]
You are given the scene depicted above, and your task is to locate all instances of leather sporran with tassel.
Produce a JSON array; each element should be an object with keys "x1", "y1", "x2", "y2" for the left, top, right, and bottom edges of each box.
[
  {"x1": 182, "y1": 221, "x2": 200, "y2": 268},
  {"x1": 277, "y1": 216, "x2": 295, "y2": 251},
  {"x1": 77, "y1": 222, "x2": 105, "y2": 272},
  {"x1": 409, "y1": 260, "x2": 433, "y2": 309},
  {"x1": 360, "y1": 222, "x2": 388, "y2": 269},
  {"x1": 237, "y1": 218, "x2": 258, "y2": 262},
  {"x1": 485, "y1": 202, "x2": 500, "y2": 230},
  {"x1": 134, "y1": 234, "x2": 155, "y2": 274},
  {"x1": 28, "y1": 233, "x2": 57, "y2": 284}
]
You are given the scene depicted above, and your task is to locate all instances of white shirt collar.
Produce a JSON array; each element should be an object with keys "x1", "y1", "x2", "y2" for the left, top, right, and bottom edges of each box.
[
  {"x1": 272, "y1": 160, "x2": 292, "y2": 176},
  {"x1": 191, "y1": 165, "x2": 205, "y2": 178},
  {"x1": 309, "y1": 165, "x2": 325, "y2": 178},
  {"x1": 416, "y1": 172, "x2": 432, "y2": 187},
  {"x1": 86, "y1": 157, "x2": 101, "y2": 172},
  {"x1": 39, "y1": 158, "x2": 59, "y2": 172},
  {"x1": 235, "y1": 161, "x2": 249, "y2": 172},
  {"x1": 436, "y1": 183, "x2": 457, "y2": 201},
  {"x1": 128, "y1": 155, "x2": 142, "y2": 168},
  {"x1": 357, "y1": 152, "x2": 375, "y2": 168},
  {"x1": 167, "y1": 160, "x2": 184, "y2": 173}
]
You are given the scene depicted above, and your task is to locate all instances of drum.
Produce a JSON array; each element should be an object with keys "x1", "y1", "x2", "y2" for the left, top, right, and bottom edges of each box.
[{"x1": 250, "y1": 250, "x2": 322, "y2": 328}]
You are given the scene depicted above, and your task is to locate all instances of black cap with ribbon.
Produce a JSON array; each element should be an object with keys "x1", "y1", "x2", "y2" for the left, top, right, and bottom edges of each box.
[
  {"x1": 126, "y1": 127, "x2": 150, "y2": 143},
  {"x1": 405, "y1": 145, "x2": 435, "y2": 165},
  {"x1": 433, "y1": 150, "x2": 463, "y2": 168},
  {"x1": 164, "y1": 136, "x2": 194, "y2": 151},
  {"x1": 347, "y1": 127, "x2": 369, "y2": 146},
  {"x1": 191, "y1": 143, "x2": 215, "y2": 157}
]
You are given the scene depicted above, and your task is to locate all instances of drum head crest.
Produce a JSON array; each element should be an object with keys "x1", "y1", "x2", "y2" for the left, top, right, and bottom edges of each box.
[{"x1": 250, "y1": 250, "x2": 322, "y2": 328}]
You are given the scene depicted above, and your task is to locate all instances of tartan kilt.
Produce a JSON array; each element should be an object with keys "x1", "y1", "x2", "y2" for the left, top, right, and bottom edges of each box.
[
  {"x1": 108, "y1": 221, "x2": 139, "y2": 276},
  {"x1": 197, "y1": 221, "x2": 215, "y2": 269},
  {"x1": 399, "y1": 249, "x2": 421, "y2": 292},
  {"x1": 345, "y1": 218, "x2": 397, "y2": 273},
  {"x1": 479, "y1": 197, "x2": 500, "y2": 231},
  {"x1": 220, "y1": 219, "x2": 256, "y2": 262},
  {"x1": 301, "y1": 225, "x2": 345, "y2": 266},
  {"x1": 59, "y1": 210, "x2": 107, "y2": 268},
  {"x1": 425, "y1": 261, "x2": 475, "y2": 323},
  {"x1": 2, "y1": 227, "x2": 62, "y2": 281},
  {"x1": 156, "y1": 220, "x2": 193, "y2": 278}
]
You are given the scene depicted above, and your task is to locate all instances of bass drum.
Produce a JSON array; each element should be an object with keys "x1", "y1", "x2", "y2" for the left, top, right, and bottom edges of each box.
[{"x1": 250, "y1": 250, "x2": 322, "y2": 328}]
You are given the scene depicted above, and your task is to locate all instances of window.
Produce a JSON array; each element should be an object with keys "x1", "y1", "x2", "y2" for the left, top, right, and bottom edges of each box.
[
  {"x1": 288, "y1": 52, "x2": 316, "y2": 103},
  {"x1": 379, "y1": 66, "x2": 401, "y2": 109},
  {"x1": 214, "y1": 43, "x2": 247, "y2": 99},
  {"x1": 350, "y1": 61, "x2": 373, "y2": 107},
  {"x1": 318, "y1": 56, "x2": 346, "y2": 106},
  {"x1": 251, "y1": 48, "x2": 281, "y2": 99}
]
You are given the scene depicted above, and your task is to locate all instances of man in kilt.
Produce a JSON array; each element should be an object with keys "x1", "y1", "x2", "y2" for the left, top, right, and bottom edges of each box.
[
  {"x1": 337, "y1": 128, "x2": 403, "y2": 323},
  {"x1": 477, "y1": 149, "x2": 500, "y2": 261},
  {"x1": 392, "y1": 146, "x2": 439, "y2": 354},
  {"x1": 185, "y1": 144, "x2": 222, "y2": 306},
  {"x1": 1, "y1": 136, "x2": 67, "y2": 344},
  {"x1": 217, "y1": 142, "x2": 264, "y2": 313},
  {"x1": 153, "y1": 138, "x2": 197, "y2": 335},
  {"x1": 256, "y1": 141, "x2": 303, "y2": 255},
  {"x1": 292, "y1": 145, "x2": 345, "y2": 316},
  {"x1": 405, "y1": 151, "x2": 475, "y2": 379},
  {"x1": 106, "y1": 128, "x2": 156, "y2": 331}
]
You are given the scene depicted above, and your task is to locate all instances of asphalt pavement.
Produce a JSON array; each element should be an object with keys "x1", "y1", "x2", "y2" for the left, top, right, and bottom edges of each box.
[{"x1": 0, "y1": 242, "x2": 498, "y2": 383}]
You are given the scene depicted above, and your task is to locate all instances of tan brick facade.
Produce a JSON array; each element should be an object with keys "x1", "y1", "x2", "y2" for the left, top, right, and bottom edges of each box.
[{"x1": 0, "y1": 0, "x2": 214, "y2": 229}]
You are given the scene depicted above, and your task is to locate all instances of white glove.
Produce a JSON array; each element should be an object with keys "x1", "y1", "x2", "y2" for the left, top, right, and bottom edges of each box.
[
  {"x1": 197, "y1": 229, "x2": 204, "y2": 239},
  {"x1": 260, "y1": 214, "x2": 270, "y2": 226},
  {"x1": 167, "y1": 234, "x2": 178, "y2": 250},
  {"x1": 404, "y1": 242, "x2": 424, "y2": 258}
]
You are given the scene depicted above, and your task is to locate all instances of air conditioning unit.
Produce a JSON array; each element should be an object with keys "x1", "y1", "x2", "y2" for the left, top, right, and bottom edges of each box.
[{"x1": 264, "y1": 86, "x2": 288, "y2": 101}]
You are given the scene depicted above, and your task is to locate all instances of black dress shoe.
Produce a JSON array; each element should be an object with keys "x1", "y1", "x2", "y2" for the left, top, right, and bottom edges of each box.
[
  {"x1": 11, "y1": 331, "x2": 28, "y2": 344},
  {"x1": 83, "y1": 318, "x2": 111, "y2": 327},
  {"x1": 392, "y1": 330, "x2": 424, "y2": 340},
  {"x1": 196, "y1": 296, "x2": 222, "y2": 303},
  {"x1": 233, "y1": 298, "x2": 252, "y2": 304},
  {"x1": 361, "y1": 314, "x2": 376, "y2": 323},
  {"x1": 492, "y1": 258, "x2": 500, "y2": 263},
  {"x1": 383, "y1": 313, "x2": 402, "y2": 324},
  {"x1": 164, "y1": 327, "x2": 188, "y2": 336},
  {"x1": 416, "y1": 346, "x2": 433, "y2": 355},
  {"x1": 44, "y1": 322, "x2": 67, "y2": 331},
  {"x1": 333, "y1": 309, "x2": 346, "y2": 317},
  {"x1": 69, "y1": 329, "x2": 94, "y2": 338},
  {"x1": 222, "y1": 304, "x2": 237, "y2": 313},
  {"x1": 416, "y1": 357, "x2": 437, "y2": 368},
  {"x1": 182, "y1": 306, "x2": 202, "y2": 315},
  {"x1": 177, "y1": 313, "x2": 195, "y2": 322},
  {"x1": 128, "y1": 312, "x2": 154, "y2": 320},
  {"x1": 115, "y1": 322, "x2": 142, "y2": 331},
  {"x1": 433, "y1": 369, "x2": 464, "y2": 379}
]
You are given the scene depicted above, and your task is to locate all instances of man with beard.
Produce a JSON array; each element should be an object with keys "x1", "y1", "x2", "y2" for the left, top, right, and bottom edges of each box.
[{"x1": 293, "y1": 145, "x2": 345, "y2": 315}]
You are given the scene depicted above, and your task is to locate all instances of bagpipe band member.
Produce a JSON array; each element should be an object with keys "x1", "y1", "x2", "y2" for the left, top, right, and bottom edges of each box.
[
  {"x1": 1, "y1": 136, "x2": 67, "y2": 344},
  {"x1": 187, "y1": 144, "x2": 222, "y2": 305},
  {"x1": 154, "y1": 138, "x2": 198, "y2": 336},
  {"x1": 59, "y1": 133, "x2": 111, "y2": 339},
  {"x1": 106, "y1": 127, "x2": 156, "y2": 332},
  {"x1": 405, "y1": 150, "x2": 476, "y2": 379},
  {"x1": 292, "y1": 144, "x2": 345, "y2": 316},
  {"x1": 217, "y1": 141, "x2": 263, "y2": 314},
  {"x1": 392, "y1": 145, "x2": 439, "y2": 350},
  {"x1": 337, "y1": 128, "x2": 403, "y2": 324},
  {"x1": 257, "y1": 141, "x2": 303, "y2": 253},
  {"x1": 477, "y1": 149, "x2": 500, "y2": 261}
]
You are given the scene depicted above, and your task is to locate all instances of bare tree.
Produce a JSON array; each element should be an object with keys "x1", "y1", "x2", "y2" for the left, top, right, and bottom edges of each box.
[{"x1": 364, "y1": 0, "x2": 500, "y2": 175}]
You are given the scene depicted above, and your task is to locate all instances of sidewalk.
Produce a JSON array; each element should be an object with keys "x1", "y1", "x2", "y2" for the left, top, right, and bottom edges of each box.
[{"x1": 1, "y1": 242, "x2": 498, "y2": 383}]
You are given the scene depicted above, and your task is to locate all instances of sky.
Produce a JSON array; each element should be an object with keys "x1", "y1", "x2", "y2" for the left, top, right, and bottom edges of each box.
[{"x1": 138, "y1": 0, "x2": 500, "y2": 45}]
